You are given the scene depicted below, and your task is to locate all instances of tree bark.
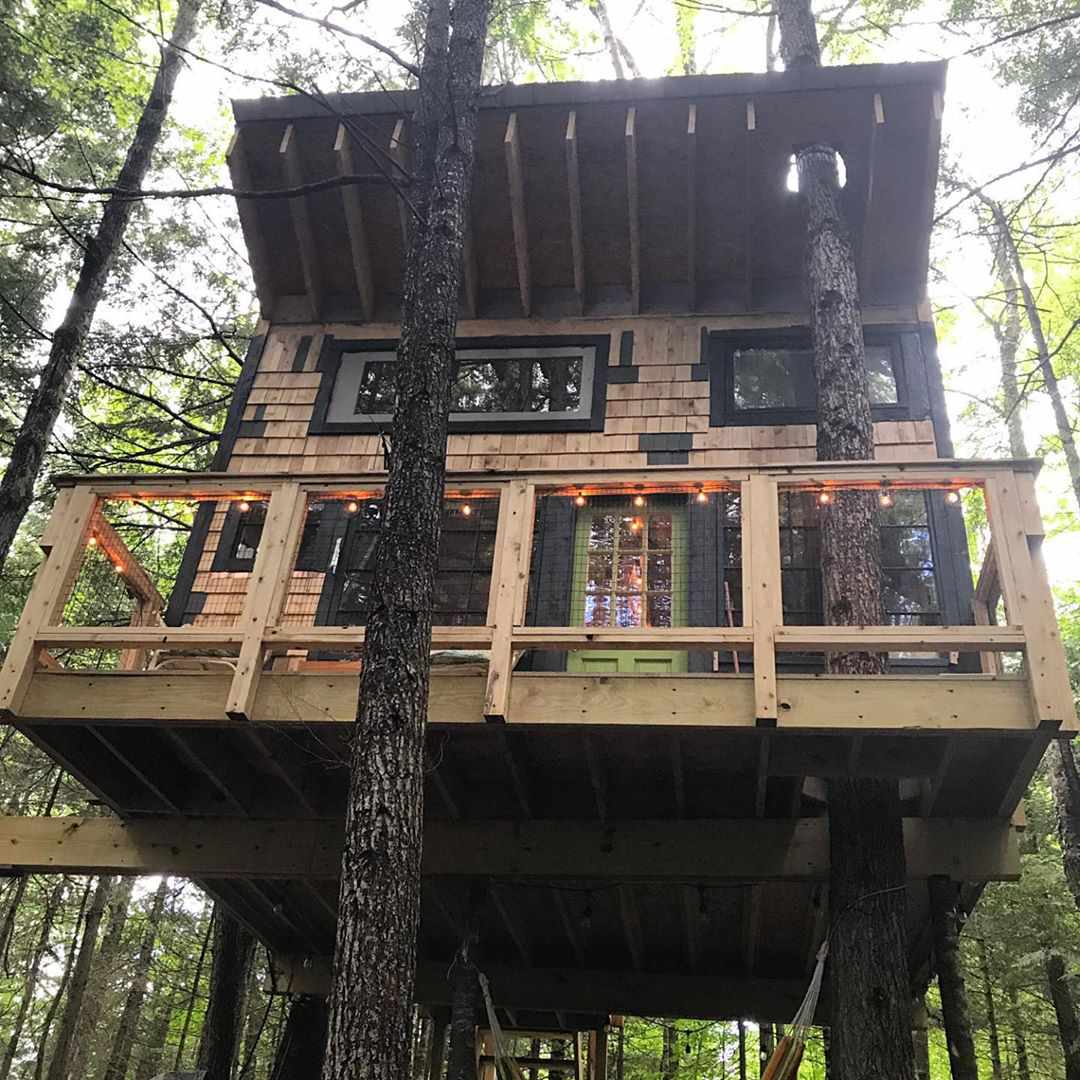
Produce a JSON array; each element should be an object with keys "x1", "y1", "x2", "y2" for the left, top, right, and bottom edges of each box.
[
  {"x1": 134, "y1": 987, "x2": 178, "y2": 1080},
  {"x1": 987, "y1": 216, "x2": 1027, "y2": 460},
  {"x1": 911, "y1": 996, "x2": 931, "y2": 1080},
  {"x1": 445, "y1": 942, "x2": 480, "y2": 1080},
  {"x1": 33, "y1": 879, "x2": 92, "y2": 1080},
  {"x1": 758, "y1": 1024, "x2": 773, "y2": 1077},
  {"x1": 0, "y1": 0, "x2": 203, "y2": 574},
  {"x1": 660, "y1": 1024, "x2": 677, "y2": 1080},
  {"x1": 197, "y1": 905, "x2": 256, "y2": 1080},
  {"x1": 0, "y1": 879, "x2": 66, "y2": 1080},
  {"x1": 101, "y1": 876, "x2": 169, "y2": 1080},
  {"x1": 320, "y1": 3, "x2": 490, "y2": 1079},
  {"x1": 773, "y1": 2, "x2": 914, "y2": 1077},
  {"x1": 72, "y1": 876, "x2": 134, "y2": 1080},
  {"x1": 928, "y1": 877, "x2": 978, "y2": 1080},
  {"x1": 1048, "y1": 738, "x2": 1080, "y2": 909},
  {"x1": 46, "y1": 875, "x2": 113, "y2": 1080},
  {"x1": 1047, "y1": 948, "x2": 1080, "y2": 1080},
  {"x1": 977, "y1": 936, "x2": 1004, "y2": 1080},
  {"x1": 270, "y1": 995, "x2": 330, "y2": 1080},
  {"x1": 737, "y1": 1020, "x2": 747, "y2": 1080},
  {"x1": 428, "y1": 1014, "x2": 449, "y2": 1080}
]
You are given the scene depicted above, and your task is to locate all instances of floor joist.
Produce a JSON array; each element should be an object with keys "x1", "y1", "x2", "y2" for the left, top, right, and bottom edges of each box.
[{"x1": 0, "y1": 816, "x2": 1019, "y2": 881}]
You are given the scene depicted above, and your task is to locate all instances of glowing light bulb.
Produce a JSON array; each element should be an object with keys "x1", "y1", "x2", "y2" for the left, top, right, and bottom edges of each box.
[
  {"x1": 574, "y1": 493, "x2": 587, "y2": 507},
  {"x1": 345, "y1": 501, "x2": 359, "y2": 514},
  {"x1": 237, "y1": 500, "x2": 251, "y2": 514},
  {"x1": 945, "y1": 490, "x2": 961, "y2": 505},
  {"x1": 633, "y1": 494, "x2": 646, "y2": 508},
  {"x1": 86, "y1": 536, "x2": 97, "y2": 547},
  {"x1": 879, "y1": 491, "x2": 894, "y2": 509},
  {"x1": 460, "y1": 503, "x2": 472, "y2": 517},
  {"x1": 817, "y1": 490, "x2": 833, "y2": 506},
  {"x1": 695, "y1": 490, "x2": 708, "y2": 504}
]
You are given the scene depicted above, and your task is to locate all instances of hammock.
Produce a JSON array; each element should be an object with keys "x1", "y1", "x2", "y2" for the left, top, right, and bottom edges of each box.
[
  {"x1": 761, "y1": 941, "x2": 828, "y2": 1080},
  {"x1": 478, "y1": 971, "x2": 530, "y2": 1080}
]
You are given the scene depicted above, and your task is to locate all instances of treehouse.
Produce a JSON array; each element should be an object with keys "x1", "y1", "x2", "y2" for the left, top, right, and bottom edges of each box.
[{"x1": 0, "y1": 59, "x2": 1072, "y2": 1047}]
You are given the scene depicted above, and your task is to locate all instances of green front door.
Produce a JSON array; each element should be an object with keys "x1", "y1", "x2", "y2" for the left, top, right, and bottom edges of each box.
[{"x1": 568, "y1": 498, "x2": 688, "y2": 673}]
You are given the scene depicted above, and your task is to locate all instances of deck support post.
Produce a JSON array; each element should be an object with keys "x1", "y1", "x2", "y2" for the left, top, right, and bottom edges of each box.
[
  {"x1": 742, "y1": 476, "x2": 781, "y2": 722},
  {"x1": 484, "y1": 480, "x2": 535, "y2": 721},
  {"x1": 226, "y1": 483, "x2": 307, "y2": 721}
]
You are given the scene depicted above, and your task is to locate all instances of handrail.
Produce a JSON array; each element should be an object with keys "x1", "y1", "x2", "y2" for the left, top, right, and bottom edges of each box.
[{"x1": 0, "y1": 460, "x2": 1071, "y2": 732}]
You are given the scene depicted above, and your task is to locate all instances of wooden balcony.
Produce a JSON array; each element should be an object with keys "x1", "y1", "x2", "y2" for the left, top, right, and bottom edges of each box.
[{"x1": 0, "y1": 459, "x2": 1069, "y2": 1021}]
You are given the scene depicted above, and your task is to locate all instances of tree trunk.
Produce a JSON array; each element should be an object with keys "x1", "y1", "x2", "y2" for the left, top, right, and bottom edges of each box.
[
  {"x1": 737, "y1": 1020, "x2": 746, "y2": 1080},
  {"x1": 445, "y1": 942, "x2": 480, "y2": 1080},
  {"x1": 133, "y1": 987, "x2": 178, "y2": 1080},
  {"x1": 928, "y1": 877, "x2": 978, "y2": 1080},
  {"x1": 0, "y1": 879, "x2": 66, "y2": 1080},
  {"x1": 0, "y1": 0, "x2": 203, "y2": 574},
  {"x1": 428, "y1": 1014, "x2": 449, "y2": 1080},
  {"x1": 33, "y1": 879, "x2": 93, "y2": 1080},
  {"x1": 101, "y1": 876, "x2": 169, "y2": 1080},
  {"x1": 758, "y1": 1025, "x2": 773, "y2": 1077},
  {"x1": 46, "y1": 875, "x2": 113, "y2": 1080},
  {"x1": 1048, "y1": 738, "x2": 1080, "y2": 909},
  {"x1": 270, "y1": 995, "x2": 330, "y2": 1080},
  {"x1": 982, "y1": 194, "x2": 1080, "y2": 507},
  {"x1": 1007, "y1": 985, "x2": 1031, "y2": 1080},
  {"x1": 988, "y1": 218, "x2": 1027, "y2": 460},
  {"x1": 660, "y1": 1024, "x2": 677, "y2": 1080},
  {"x1": 977, "y1": 937, "x2": 1004, "y2": 1080},
  {"x1": 911, "y1": 996, "x2": 931, "y2": 1080},
  {"x1": 71, "y1": 876, "x2": 134, "y2": 1080},
  {"x1": 197, "y1": 906, "x2": 256, "y2": 1080},
  {"x1": 173, "y1": 906, "x2": 214, "y2": 1071},
  {"x1": 1047, "y1": 949, "x2": 1080, "y2": 1080},
  {"x1": 773, "y1": 2, "x2": 914, "y2": 1077},
  {"x1": 320, "y1": 3, "x2": 490, "y2": 1079}
]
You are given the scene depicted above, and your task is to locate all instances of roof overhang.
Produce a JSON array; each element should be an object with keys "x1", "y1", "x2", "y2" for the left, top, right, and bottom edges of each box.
[{"x1": 228, "y1": 61, "x2": 947, "y2": 323}]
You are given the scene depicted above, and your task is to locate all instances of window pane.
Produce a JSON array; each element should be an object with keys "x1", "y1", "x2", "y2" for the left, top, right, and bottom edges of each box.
[
  {"x1": 353, "y1": 362, "x2": 397, "y2": 414},
  {"x1": 585, "y1": 594, "x2": 612, "y2": 627},
  {"x1": 618, "y1": 516, "x2": 644, "y2": 550},
  {"x1": 865, "y1": 345, "x2": 899, "y2": 405},
  {"x1": 615, "y1": 594, "x2": 643, "y2": 627},
  {"x1": 648, "y1": 553, "x2": 673, "y2": 591},
  {"x1": 451, "y1": 355, "x2": 582, "y2": 414},
  {"x1": 733, "y1": 348, "x2": 815, "y2": 410},
  {"x1": 647, "y1": 593, "x2": 673, "y2": 627}
]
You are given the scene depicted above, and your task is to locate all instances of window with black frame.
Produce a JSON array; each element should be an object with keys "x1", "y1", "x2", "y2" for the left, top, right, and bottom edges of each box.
[
  {"x1": 714, "y1": 489, "x2": 940, "y2": 631},
  {"x1": 710, "y1": 330, "x2": 909, "y2": 426},
  {"x1": 321, "y1": 498, "x2": 498, "y2": 628},
  {"x1": 313, "y1": 338, "x2": 608, "y2": 433},
  {"x1": 212, "y1": 500, "x2": 334, "y2": 573}
]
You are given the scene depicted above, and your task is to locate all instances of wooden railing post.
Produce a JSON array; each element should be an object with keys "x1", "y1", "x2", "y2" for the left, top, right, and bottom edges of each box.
[
  {"x1": 0, "y1": 487, "x2": 98, "y2": 717},
  {"x1": 741, "y1": 475, "x2": 782, "y2": 722},
  {"x1": 225, "y1": 483, "x2": 307, "y2": 721},
  {"x1": 484, "y1": 480, "x2": 535, "y2": 722},
  {"x1": 985, "y1": 472, "x2": 1074, "y2": 728}
]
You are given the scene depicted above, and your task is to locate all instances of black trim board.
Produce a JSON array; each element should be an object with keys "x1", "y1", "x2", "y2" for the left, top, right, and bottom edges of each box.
[
  {"x1": 307, "y1": 335, "x2": 613, "y2": 435},
  {"x1": 164, "y1": 333, "x2": 266, "y2": 626}
]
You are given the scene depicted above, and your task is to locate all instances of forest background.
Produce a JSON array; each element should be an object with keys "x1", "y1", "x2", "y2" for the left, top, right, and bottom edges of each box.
[{"x1": 1, "y1": 0, "x2": 1079, "y2": 1076}]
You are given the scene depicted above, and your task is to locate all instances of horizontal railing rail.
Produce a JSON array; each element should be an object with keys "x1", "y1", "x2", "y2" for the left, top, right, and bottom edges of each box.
[{"x1": 0, "y1": 459, "x2": 1070, "y2": 731}]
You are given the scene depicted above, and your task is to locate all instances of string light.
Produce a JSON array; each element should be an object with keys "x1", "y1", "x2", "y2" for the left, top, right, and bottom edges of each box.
[
  {"x1": 345, "y1": 501, "x2": 359, "y2": 514},
  {"x1": 878, "y1": 485, "x2": 894, "y2": 509},
  {"x1": 86, "y1": 537, "x2": 97, "y2": 548},
  {"x1": 945, "y1": 490, "x2": 961, "y2": 505},
  {"x1": 632, "y1": 493, "x2": 646, "y2": 508},
  {"x1": 460, "y1": 503, "x2": 473, "y2": 517},
  {"x1": 574, "y1": 492, "x2": 587, "y2": 507},
  {"x1": 695, "y1": 489, "x2": 708, "y2": 504},
  {"x1": 236, "y1": 500, "x2": 251, "y2": 514},
  {"x1": 817, "y1": 490, "x2": 833, "y2": 506}
]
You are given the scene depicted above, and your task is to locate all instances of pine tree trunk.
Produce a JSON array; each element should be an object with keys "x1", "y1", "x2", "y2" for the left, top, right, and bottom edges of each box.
[
  {"x1": 445, "y1": 943, "x2": 480, "y2": 1080},
  {"x1": 928, "y1": 877, "x2": 978, "y2": 1080},
  {"x1": 737, "y1": 1021, "x2": 746, "y2": 1080},
  {"x1": 173, "y1": 906, "x2": 214, "y2": 1072},
  {"x1": 1048, "y1": 739, "x2": 1080, "y2": 909},
  {"x1": 197, "y1": 906, "x2": 255, "y2": 1080},
  {"x1": 71, "y1": 877, "x2": 134, "y2": 1080},
  {"x1": 320, "y1": 4, "x2": 490, "y2": 1079},
  {"x1": 758, "y1": 1025, "x2": 773, "y2": 1077},
  {"x1": 1046, "y1": 949, "x2": 1080, "y2": 1080},
  {"x1": 428, "y1": 1014, "x2": 448, "y2": 1080},
  {"x1": 133, "y1": 988, "x2": 178, "y2": 1080},
  {"x1": 0, "y1": 879, "x2": 66, "y2": 1080},
  {"x1": 101, "y1": 876, "x2": 169, "y2": 1080},
  {"x1": 238, "y1": 950, "x2": 262, "y2": 1080},
  {"x1": 978, "y1": 937, "x2": 1004, "y2": 1080},
  {"x1": 46, "y1": 875, "x2": 113, "y2": 1080},
  {"x1": 270, "y1": 995, "x2": 329, "y2": 1080},
  {"x1": 911, "y1": 996, "x2": 931, "y2": 1080},
  {"x1": 1007, "y1": 986, "x2": 1031, "y2": 1080},
  {"x1": 33, "y1": 879, "x2": 92, "y2": 1080},
  {"x1": 660, "y1": 1025, "x2": 677, "y2": 1080},
  {"x1": 988, "y1": 218, "x2": 1027, "y2": 460},
  {"x1": 0, "y1": 0, "x2": 203, "y2": 574},
  {"x1": 772, "y1": 2, "x2": 914, "y2": 1077}
]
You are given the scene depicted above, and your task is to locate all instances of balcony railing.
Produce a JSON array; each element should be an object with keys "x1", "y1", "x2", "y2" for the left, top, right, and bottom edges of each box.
[{"x1": 0, "y1": 459, "x2": 1071, "y2": 731}]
